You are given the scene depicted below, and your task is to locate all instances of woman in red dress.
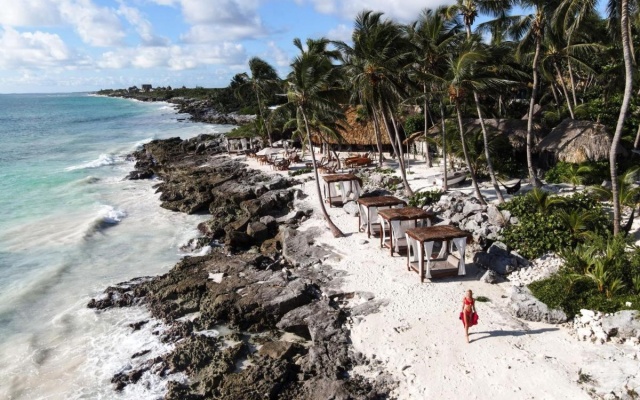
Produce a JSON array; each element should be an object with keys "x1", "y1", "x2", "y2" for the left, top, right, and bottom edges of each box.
[{"x1": 461, "y1": 289, "x2": 477, "y2": 343}]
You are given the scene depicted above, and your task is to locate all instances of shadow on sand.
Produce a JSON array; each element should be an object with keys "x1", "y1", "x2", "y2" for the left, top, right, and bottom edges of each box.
[{"x1": 470, "y1": 327, "x2": 559, "y2": 343}]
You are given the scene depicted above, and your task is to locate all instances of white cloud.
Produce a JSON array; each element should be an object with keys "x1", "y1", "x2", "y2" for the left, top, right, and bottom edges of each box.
[
  {"x1": 117, "y1": 1, "x2": 169, "y2": 46},
  {"x1": 0, "y1": 0, "x2": 61, "y2": 26},
  {"x1": 0, "y1": 0, "x2": 125, "y2": 47},
  {"x1": 181, "y1": 22, "x2": 264, "y2": 43},
  {"x1": 152, "y1": 0, "x2": 268, "y2": 42},
  {"x1": 59, "y1": 0, "x2": 125, "y2": 47},
  {"x1": 299, "y1": 0, "x2": 455, "y2": 22},
  {"x1": 266, "y1": 41, "x2": 290, "y2": 67},
  {"x1": 326, "y1": 24, "x2": 351, "y2": 43},
  {"x1": 0, "y1": 26, "x2": 72, "y2": 69},
  {"x1": 98, "y1": 42, "x2": 246, "y2": 70}
]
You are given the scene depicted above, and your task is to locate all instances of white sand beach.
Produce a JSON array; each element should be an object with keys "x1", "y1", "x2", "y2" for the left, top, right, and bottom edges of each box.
[{"x1": 240, "y1": 153, "x2": 639, "y2": 399}]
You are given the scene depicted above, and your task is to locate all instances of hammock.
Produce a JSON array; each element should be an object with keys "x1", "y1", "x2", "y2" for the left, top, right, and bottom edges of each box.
[{"x1": 499, "y1": 179, "x2": 522, "y2": 195}]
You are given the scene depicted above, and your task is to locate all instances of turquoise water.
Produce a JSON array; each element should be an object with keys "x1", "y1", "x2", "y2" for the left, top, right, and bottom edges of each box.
[{"x1": 0, "y1": 94, "x2": 232, "y2": 399}]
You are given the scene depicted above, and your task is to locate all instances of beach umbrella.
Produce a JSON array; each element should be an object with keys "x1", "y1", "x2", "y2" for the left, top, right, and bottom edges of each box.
[{"x1": 256, "y1": 147, "x2": 282, "y2": 156}]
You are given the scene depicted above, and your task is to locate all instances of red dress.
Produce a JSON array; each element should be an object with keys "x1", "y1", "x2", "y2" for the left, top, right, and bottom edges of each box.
[{"x1": 460, "y1": 297, "x2": 478, "y2": 327}]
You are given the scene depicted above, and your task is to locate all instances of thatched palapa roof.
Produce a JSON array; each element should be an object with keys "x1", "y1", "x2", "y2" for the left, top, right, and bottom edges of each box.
[
  {"x1": 311, "y1": 107, "x2": 392, "y2": 146},
  {"x1": 537, "y1": 118, "x2": 624, "y2": 166},
  {"x1": 405, "y1": 118, "x2": 542, "y2": 151}
]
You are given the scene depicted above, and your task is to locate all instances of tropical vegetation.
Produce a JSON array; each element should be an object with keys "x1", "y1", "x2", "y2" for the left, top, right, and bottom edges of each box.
[{"x1": 101, "y1": 1, "x2": 640, "y2": 314}]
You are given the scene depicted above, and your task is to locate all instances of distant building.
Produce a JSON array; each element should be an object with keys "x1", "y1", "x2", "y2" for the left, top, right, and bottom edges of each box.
[{"x1": 141, "y1": 84, "x2": 152, "y2": 92}]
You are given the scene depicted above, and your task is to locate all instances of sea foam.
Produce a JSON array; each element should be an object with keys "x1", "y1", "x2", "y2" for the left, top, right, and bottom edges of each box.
[{"x1": 66, "y1": 154, "x2": 120, "y2": 171}]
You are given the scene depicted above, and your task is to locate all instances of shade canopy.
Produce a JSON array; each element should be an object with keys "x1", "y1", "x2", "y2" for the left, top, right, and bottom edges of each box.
[{"x1": 256, "y1": 147, "x2": 283, "y2": 156}]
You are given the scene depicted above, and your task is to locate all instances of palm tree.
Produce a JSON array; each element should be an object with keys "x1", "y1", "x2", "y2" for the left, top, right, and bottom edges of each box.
[
  {"x1": 443, "y1": 43, "x2": 494, "y2": 204},
  {"x1": 608, "y1": 0, "x2": 635, "y2": 234},
  {"x1": 507, "y1": 0, "x2": 563, "y2": 187},
  {"x1": 591, "y1": 167, "x2": 640, "y2": 233},
  {"x1": 553, "y1": 0, "x2": 601, "y2": 108},
  {"x1": 336, "y1": 11, "x2": 415, "y2": 196},
  {"x1": 405, "y1": 7, "x2": 464, "y2": 168},
  {"x1": 286, "y1": 38, "x2": 345, "y2": 237},
  {"x1": 239, "y1": 57, "x2": 280, "y2": 146},
  {"x1": 560, "y1": 163, "x2": 593, "y2": 189},
  {"x1": 448, "y1": 0, "x2": 515, "y2": 38},
  {"x1": 450, "y1": 2, "x2": 515, "y2": 202}
]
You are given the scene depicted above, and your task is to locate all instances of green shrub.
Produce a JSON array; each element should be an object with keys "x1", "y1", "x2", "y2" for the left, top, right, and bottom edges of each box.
[
  {"x1": 408, "y1": 190, "x2": 443, "y2": 208},
  {"x1": 530, "y1": 236, "x2": 640, "y2": 316},
  {"x1": 544, "y1": 162, "x2": 572, "y2": 184},
  {"x1": 372, "y1": 167, "x2": 395, "y2": 175},
  {"x1": 288, "y1": 167, "x2": 312, "y2": 176},
  {"x1": 529, "y1": 272, "x2": 599, "y2": 316},
  {"x1": 500, "y1": 191, "x2": 610, "y2": 259},
  {"x1": 403, "y1": 113, "x2": 425, "y2": 135}
]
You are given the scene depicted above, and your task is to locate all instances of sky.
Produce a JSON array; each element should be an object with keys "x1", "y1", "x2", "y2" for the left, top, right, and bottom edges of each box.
[{"x1": 0, "y1": 0, "x2": 608, "y2": 93}]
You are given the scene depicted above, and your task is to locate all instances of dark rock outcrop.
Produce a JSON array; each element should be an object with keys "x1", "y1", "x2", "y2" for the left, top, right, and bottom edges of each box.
[{"x1": 89, "y1": 136, "x2": 394, "y2": 399}]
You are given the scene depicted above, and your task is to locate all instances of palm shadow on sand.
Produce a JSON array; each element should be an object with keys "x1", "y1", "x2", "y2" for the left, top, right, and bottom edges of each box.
[{"x1": 470, "y1": 328, "x2": 559, "y2": 343}]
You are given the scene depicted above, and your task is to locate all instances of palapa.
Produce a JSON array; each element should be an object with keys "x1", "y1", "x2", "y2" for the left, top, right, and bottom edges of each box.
[
  {"x1": 311, "y1": 107, "x2": 392, "y2": 146},
  {"x1": 537, "y1": 118, "x2": 625, "y2": 166},
  {"x1": 404, "y1": 118, "x2": 542, "y2": 151}
]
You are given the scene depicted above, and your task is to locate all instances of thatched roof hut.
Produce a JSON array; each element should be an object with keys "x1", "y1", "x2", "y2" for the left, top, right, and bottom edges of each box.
[
  {"x1": 311, "y1": 107, "x2": 392, "y2": 146},
  {"x1": 405, "y1": 118, "x2": 542, "y2": 151},
  {"x1": 537, "y1": 118, "x2": 624, "y2": 166}
]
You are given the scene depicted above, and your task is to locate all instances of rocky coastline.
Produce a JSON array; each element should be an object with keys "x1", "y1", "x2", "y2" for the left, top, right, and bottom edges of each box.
[
  {"x1": 88, "y1": 135, "x2": 394, "y2": 399},
  {"x1": 100, "y1": 92, "x2": 256, "y2": 126}
]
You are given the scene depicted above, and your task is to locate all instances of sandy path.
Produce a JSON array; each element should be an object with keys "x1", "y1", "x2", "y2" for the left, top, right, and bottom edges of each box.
[{"x1": 238, "y1": 153, "x2": 631, "y2": 399}]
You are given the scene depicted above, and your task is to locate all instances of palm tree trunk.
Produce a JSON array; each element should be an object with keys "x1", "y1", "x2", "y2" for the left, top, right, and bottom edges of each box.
[
  {"x1": 440, "y1": 102, "x2": 448, "y2": 192},
  {"x1": 526, "y1": 36, "x2": 542, "y2": 188},
  {"x1": 255, "y1": 90, "x2": 272, "y2": 146},
  {"x1": 549, "y1": 82, "x2": 561, "y2": 112},
  {"x1": 371, "y1": 108, "x2": 385, "y2": 167},
  {"x1": 474, "y1": 91, "x2": 504, "y2": 203},
  {"x1": 611, "y1": 0, "x2": 633, "y2": 235},
  {"x1": 301, "y1": 108, "x2": 344, "y2": 237},
  {"x1": 554, "y1": 62, "x2": 575, "y2": 119},
  {"x1": 633, "y1": 124, "x2": 640, "y2": 150},
  {"x1": 567, "y1": 59, "x2": 578, "y2": 108},
  {"x1": 455, "y1": 100, "x2": 485, "y2": 204},
  {"x1": 383, "y1": 109, "x2": 414, "y2": 197},
  {"x1": 423, "y1": 84, "x2": 432, "y2": 167}
]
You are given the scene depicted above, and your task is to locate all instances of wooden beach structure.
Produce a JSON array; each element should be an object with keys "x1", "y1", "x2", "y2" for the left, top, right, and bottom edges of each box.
[
  {"x1": 356, "y1": 196, "x2": 406, "y2": 238},
  {"x1": 321, "y1": 174, "x2": 362, "y2": 207},
  {"x1": 225, "y1": 133, "x2": 261, "y2": 154},
  {"x1": 378, "y1": 207, "x2": 436, "y2": 256},
  {"x1": 405, "y1": 225, "x2": 471, "y2": 282}
]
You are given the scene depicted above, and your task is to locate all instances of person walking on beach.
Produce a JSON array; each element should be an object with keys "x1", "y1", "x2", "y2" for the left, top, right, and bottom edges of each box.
[{"x1": 461, "y1": 289, "x2": 477, "y2": 343}]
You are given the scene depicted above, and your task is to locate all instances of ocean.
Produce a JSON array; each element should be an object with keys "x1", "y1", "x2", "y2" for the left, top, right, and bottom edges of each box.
[{"x1": 0, "y1": 93, "x2": 233, "y2": 399}]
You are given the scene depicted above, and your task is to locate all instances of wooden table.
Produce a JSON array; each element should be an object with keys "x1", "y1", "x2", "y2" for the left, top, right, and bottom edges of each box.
[
  {"x1": 405, "y1": 225, "x2": 471, "y2": 282},
  {"x1": 356, "y1": 196, "x2": 406, "y2": 238},
  {"x1": 378, "y1": 207, "x2": 436, "y2": 256},
  {"x1": 321, "y1": 174, "x2": 362, "y2": 207}
]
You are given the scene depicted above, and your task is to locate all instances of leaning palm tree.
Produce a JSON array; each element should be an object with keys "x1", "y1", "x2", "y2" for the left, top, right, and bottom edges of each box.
[
  {"x1": 239, "y1": 57, "x2": 280, "y2": 146},
  {"x1": 506, "y1": 0, "x2": 563, "y2": 187},
  {"x1": 608, "y1": 0, "x2": 635, "y2": 234},
  {"x1": 441, "y1": 42, "x2": 501, "y2": 204},
  {"x1": 405, "y1": 7, "x2": 464, "y2": 168},
  {"x1": 286, "y1": 38, "x2": 345, "y2": 237},
  {"x1": 335, "y1": 11, "x2": 415, "y2": 196},
  {"x1": 449, "y1": 3, "x2": 515, "y2": 202}
]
